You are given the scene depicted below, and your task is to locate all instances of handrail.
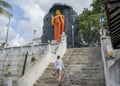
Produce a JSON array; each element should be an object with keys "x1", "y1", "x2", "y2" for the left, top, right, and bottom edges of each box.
[
  {"x1": 100, "y1": 37, "x2": 110, "y2": 86},
  {"x1": 22, "y1": 52, "x2": 28, "y2": 76}
]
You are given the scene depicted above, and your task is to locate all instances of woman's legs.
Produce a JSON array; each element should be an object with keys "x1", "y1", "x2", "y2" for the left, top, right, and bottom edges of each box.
[
  {"x1": 55, "y1": 69, "x2": 62, "y2": 86},
  {"x1": 58, "y1": 70, "x2": 62, "y2": 82},
  {"x1": 56, "y1": 69, "x2": 62, "y2": 81},
  {"x1": 56, "y1": 69, "x2": 59, "y2": 80}
]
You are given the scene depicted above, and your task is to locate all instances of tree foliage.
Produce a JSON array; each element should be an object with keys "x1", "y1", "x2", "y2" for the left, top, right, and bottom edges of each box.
[
  {"x1": 77, "y1": 0, "x2": 107, "y2": 47},
  {"x1": 0, "y1": 42, "x2": 6, "y2": 48},
  {"x1": 91, "y1": 0, "x2": 104, "y2": 13},
  {"x1": 0, "y1": 0, "x2": 12, "y2": 18}
]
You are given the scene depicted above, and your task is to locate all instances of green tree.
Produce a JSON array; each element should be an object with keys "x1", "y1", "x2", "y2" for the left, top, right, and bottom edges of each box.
[
  {"x1": 0, "y1": 42, "x2": 6, "y2": 48},
  {"x1": 91, "y1": 0, "x2": 104, "y2": 14},
  {"x1": 77, "y1": 0, "x2": 107, "y2": 47},
  {"x1": 0, "y1": 0, "x2": 12, "y2": 17}
]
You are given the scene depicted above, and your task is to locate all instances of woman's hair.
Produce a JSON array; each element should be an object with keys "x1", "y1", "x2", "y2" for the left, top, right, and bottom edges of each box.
[{"x1": 57, "y1": 55, "x2": 60, "y2": 59}]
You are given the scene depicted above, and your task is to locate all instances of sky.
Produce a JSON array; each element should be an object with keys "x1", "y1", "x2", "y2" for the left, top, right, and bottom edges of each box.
[{"x1": 0, "y1": 0, "x2": 92, "y2": 47}]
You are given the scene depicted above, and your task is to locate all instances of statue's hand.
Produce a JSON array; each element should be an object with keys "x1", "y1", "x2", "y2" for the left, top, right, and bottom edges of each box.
[{"x1": 51, "y1": 14, "x2": 54, "y2": 26}]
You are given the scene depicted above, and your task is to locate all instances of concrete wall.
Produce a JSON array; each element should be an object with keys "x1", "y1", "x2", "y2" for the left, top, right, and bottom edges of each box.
[
  {"x1": 113, "y1": 49, "x2": 120, "y2": 60},
  {"x1": 0, "y1": 44, "x2": 48, "y2": 84},
  {"x1": 109, "y1": 60, "x2": 120, "y2": 86},
  {"x1": 101, "y1": 36, "x2": 120, "y2": 86}
]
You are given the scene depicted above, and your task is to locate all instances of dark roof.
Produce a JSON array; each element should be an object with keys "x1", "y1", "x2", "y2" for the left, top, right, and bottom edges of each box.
[{"x1": 105, "y1": 0, "x2": 120, "y2": 49}]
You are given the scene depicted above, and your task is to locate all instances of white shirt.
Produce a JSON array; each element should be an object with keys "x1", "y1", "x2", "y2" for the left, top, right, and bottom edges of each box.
[{"x1": 54, "y1": 59, "x2": 64, "y2": 70}]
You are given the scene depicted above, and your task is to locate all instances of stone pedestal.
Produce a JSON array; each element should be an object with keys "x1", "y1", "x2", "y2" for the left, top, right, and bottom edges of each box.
[{"x1": 51, "y1": 40, "x2": 56, "y2": 43}]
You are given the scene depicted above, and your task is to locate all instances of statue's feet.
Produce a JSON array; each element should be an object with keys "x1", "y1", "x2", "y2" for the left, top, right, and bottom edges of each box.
[{"x1": 62, "y1": 32, "x2": 65, "y2": 35}]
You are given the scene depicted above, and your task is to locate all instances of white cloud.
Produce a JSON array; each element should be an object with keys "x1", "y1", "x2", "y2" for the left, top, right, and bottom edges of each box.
[
  {"x1": 9, "y1": 35, "x2": 26, "y2": 47},
  {"x1": 1, "y1": 0, "x2": 92, "y2": 46},
  {"x1": 0, "y1": 16, "x2": 26, "y2": 46},
  {"x1": 11, "y1": 0, "x2": 46, "y2": 43},
  {"x1": 33, "y1": 0, "x2": 93, "y2": 13}
]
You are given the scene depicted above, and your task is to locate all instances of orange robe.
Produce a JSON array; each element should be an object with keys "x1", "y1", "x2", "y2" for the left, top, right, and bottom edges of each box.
[{"x1": 53, "y1": 15, "x2": 65, "y2": 42}]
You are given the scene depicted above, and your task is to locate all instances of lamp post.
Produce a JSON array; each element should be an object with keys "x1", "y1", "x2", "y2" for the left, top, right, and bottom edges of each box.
[
  {"x1": 5, "y1": 15, "x2": 12, "y2": 47},
  {"x1": 71, "y1": 14, "x2": 77, "y2": 48},
  {"x1": 100, "y1": 17, "x2": 105, "y2": 35},
  {"x1": 33, "y1": 30, "x2": 37, "y2": 45},
  {"x1": 100, "y1": 6, "x2": 106, "y2": 36},
  {"x1": 72, "y1": 25, "x2": 74, "y2": 48},
  {"x1": 33, "y1": 30, "x2": 36, "y2": 37},
  {"x1": 0, "y1": 30, "x2": 2, "y2": 39}
]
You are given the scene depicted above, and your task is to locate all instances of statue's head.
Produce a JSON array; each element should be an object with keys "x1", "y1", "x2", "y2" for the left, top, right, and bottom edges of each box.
[{"x1": 56, "y1": 9, "x2": 61, "y2": 15}]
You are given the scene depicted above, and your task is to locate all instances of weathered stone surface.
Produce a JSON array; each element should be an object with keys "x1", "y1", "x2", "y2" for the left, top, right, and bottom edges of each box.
[
  {"x1": 42, "y1": 3, "x2": 79, "y2": 48},
  {"x1": 0, "y1": 45, "x2": 48, "y2": 85}
]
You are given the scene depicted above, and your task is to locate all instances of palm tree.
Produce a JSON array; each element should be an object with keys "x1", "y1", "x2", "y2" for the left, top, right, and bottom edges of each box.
[
  {"x1": 0, "y1": 0, "x2": 12, "y2": 47},
  {"x1": 0, "y1": 0, "x2": 12, "y2": 17}
]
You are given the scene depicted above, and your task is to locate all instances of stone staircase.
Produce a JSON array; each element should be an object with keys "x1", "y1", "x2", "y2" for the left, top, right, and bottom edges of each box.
[{"x1": 34, "y1": 47, "x2": 106, "y2": 86}]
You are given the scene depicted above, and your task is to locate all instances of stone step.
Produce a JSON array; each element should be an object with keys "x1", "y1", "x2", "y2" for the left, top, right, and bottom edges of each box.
[
  {"x1": 34, "y1": 83, "x2": 58, "y2": 86},
  {"x1": 37, "y1": 77, "x2": 57, "y2": 83},
  {"x1": 64, "y1": 53, "x2": 101, "y2": 56},
  {"x1": 62, "y1": 57, "x2": 102, "y2": 60},
  {"x1": 61, "y1": 83, "x2": 105, "y2": 86},
  {"x1": 63, "y1": 56, "x2": 101, "y2": 60},
  {"x1": 62, "y1": 79, "x2": 105, "y2": 84},
  {"x1": 44, "y1": 66, "x2": 104, "y2": 73},
  {"x1": 66, "y1": 47, "x2": 100, "y2": 51},
  {"x1": 41, "y1": 73, "x2": 105, "y2": 80},
  {"x1": 45, "y1": 64, "x2": 103, "y2": 72},
  {"x1": 65, "y1": 52, "x2": 101, "y2": 56},
  {"x1": 62, "y1": 78, "x2": 105, "y2": 85}
]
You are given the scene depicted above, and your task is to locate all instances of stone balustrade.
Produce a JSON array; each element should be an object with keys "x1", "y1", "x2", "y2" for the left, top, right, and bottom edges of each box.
[{"x1": 101, "y1": 36, "x2": 120, "y2": 86}]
